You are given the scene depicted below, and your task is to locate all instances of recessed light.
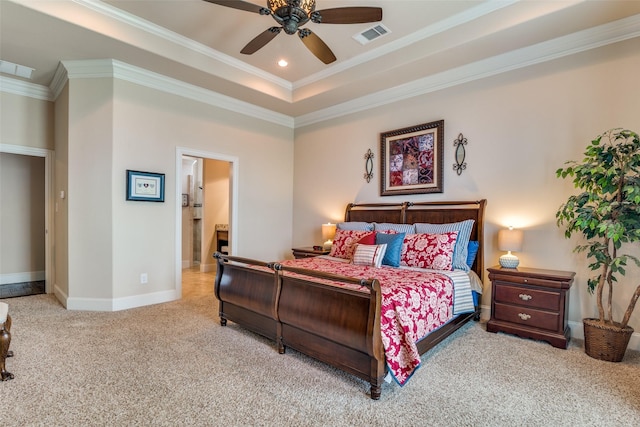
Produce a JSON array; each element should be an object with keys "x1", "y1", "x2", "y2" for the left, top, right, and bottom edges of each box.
[{"x1": 278, "y1": 59, "x2": 288, "y2": 67}]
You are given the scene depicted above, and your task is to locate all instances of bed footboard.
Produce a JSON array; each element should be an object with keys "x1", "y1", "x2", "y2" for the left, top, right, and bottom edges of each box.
[
  {"x1": 214, "y1": 253, "x2": 280, "y2": 342},
  {"x1": 275, "y1": 265, "x2": 386, "y2": 399}
]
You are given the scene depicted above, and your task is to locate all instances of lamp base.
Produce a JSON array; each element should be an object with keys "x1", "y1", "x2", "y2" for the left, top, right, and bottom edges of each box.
[
  {"x1": 499, "y1": 253, "x2": 520, "y2": 268},
  {"x1": 323, "y1": 240, "x2": 333, "y2": 251}
]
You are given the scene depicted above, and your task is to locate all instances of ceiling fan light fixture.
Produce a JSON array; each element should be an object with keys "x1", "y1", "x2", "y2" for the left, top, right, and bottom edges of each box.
[
  {"x1": 268, "y1": 0, "x2": 316, "y2": 34},
  {"x1": 268, "y1": 0, "x2": 316, "y2": 16}
]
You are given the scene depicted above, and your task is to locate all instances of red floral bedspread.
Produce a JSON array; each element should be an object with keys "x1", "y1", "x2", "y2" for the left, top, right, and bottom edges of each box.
[{"x1": 279, "y1": 257, "x2": 453, "y2": 385}]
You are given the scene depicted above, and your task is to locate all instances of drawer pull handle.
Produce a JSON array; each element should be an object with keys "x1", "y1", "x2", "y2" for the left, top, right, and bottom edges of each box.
[
  {"x1": 518, "y1": 313, "x2": 531, "y2": 321},
  {"x1": 519, "y1": 294, "x2": 533, "y2": 301}
]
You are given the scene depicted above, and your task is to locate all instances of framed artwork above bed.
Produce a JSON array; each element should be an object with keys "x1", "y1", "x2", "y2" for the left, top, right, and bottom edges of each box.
[{"x1": 380, "y1": 120, "x2": 444, "y2": 196}]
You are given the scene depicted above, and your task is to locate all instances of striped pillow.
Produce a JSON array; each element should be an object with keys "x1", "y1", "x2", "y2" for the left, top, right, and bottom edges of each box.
[
  {"x1": 337, "y1": 222, "x2": 374, "y2": 231},
  {"x1": 414, "y1": 220, "x2": 475, "y2": 271},
  {"x1": 352, "y1": 244, "x2": 387, "y2": 268},
  {"x1": 374, "y1": 223, "x2": 416, "y2": 234}
]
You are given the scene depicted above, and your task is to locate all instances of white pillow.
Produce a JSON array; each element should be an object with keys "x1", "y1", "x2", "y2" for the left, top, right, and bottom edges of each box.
[{"x1": 352, "y1": 244, "x2": 387, "y2": 268}]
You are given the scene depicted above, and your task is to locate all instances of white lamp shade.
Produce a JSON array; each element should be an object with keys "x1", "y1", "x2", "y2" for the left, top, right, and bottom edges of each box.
[
  {"x1": 322, "y1": 223, "x2": 336, "y2": 251},
  {"x1": 321, "y1": 223, "x2": 336, "y2": 241},
  {"x1": 498, "y1": 227, "x2": 523, "y2": 268},
  {"x1": 498, "y1": 228, "x2": 523, "y2": 252}
]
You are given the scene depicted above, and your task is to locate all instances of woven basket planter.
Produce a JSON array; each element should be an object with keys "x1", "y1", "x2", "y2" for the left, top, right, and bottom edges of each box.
[{"x1": 583, "y1": 318, "x2": 634, "y2": 362}]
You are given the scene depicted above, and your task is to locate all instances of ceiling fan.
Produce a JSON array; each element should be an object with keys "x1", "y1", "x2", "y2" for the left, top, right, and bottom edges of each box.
[{"x1": 203, "y1": 0, "x2": 383, "y2": 64}]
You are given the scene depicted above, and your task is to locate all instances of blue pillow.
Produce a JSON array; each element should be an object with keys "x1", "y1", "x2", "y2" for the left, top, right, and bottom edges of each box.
[
  {"x1": 375, "y1": 232, "x2": 405, "y2": 267},
  {"x1": 466, "y1": 240, "x2": 479, "y2": 269}
]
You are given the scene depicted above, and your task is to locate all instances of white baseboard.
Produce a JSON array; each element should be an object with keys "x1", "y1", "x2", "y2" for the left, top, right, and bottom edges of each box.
[
  {"x1": 182, "y1": 260, "x2": 190, "y2": 269},
  {"x1": 64, "y1": 289, "x2": 179, "y2": 311},
  {"x1": 1, "y1": 271, "x2": 45, "y2": 285}
]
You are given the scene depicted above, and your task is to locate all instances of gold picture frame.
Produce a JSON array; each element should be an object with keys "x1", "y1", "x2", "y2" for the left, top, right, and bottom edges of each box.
[{"x1": 380, "y1": 120, "x2": 444, "y2": 196}]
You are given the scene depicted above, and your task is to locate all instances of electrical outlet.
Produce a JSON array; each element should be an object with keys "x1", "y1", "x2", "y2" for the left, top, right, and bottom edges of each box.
[{"x1": 140, "y1": 273, "x2": 148, "y2": 284}]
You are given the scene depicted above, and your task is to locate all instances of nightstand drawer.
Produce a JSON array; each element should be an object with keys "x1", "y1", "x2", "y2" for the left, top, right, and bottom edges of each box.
[
  {"x1": 494, "y1": 284, "x2": 560, "y2": 311},
  {"x1": 492, "y1": 274, "x2": 565, "y2": 289},
  {"x1": 494, "y1": 302, "x2": 560, "y2": 332}
]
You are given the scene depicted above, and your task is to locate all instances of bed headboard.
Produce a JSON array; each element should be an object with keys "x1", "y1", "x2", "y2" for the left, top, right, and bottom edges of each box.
[{"x1": 344, "y1": 200, "x2": 487, "y2": 278}]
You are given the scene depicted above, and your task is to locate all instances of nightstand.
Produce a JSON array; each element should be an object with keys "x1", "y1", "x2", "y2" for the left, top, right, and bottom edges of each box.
[
  {"x1": 486, "y1": 266, "x2": 575, "y2": 349},
  {"x1": 292, "y1": 247, "x2": 330, "y2": 259}
]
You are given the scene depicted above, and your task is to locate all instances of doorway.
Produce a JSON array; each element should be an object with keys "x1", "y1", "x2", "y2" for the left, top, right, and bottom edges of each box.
[
  {"x1": 175, "y1": 148, "x2": 238, "y2": 298},
  {"x1": 0, "y1": 144, "x2": 54, "y2": 297}
]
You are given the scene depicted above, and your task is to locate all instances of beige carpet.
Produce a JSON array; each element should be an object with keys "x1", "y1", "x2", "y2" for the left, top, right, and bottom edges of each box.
[{"x1": 2, "y1": 293, "x2": 639, "y2": 426}]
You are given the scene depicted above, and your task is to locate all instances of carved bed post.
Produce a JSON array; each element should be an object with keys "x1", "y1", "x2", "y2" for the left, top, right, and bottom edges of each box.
[
  {"x1": 272, "y1": 263, "x2": 286, "y2": 355},
  {"x1": 213, "y1": 252, "x2": 227, "y2": 326},
  {"x1": 364, "y1": 279, "x2": 385, "y2": 400},
  {"x1": 0, "y1": 303, "x2": 12, "y2": 381}
]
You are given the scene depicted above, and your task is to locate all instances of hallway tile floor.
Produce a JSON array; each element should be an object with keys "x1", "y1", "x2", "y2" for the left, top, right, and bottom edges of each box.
[{"x1": 182, "y1": 266, "x2": 215, "y2": 298}]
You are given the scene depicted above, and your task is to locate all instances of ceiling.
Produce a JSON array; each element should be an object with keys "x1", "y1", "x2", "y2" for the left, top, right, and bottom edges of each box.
[{"x1": 1, "y1": 0, "x2": 640, "y2": 123}]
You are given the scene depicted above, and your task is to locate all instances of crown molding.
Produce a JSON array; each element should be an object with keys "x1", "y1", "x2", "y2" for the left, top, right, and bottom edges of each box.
[
  {"x1": 59, "y1": 59, "x2": 294, "y2": 128},
  {"x1": 295, "y1": 13, "x2": 640, "y2": 127},
  {"x1": 73, "y1": 0, "x2": 292, "y2": 92},
  {"x1": 293, "y1": 0, "x2": 520, "y2": 89},
  {"x1": 4, "y1": 12, "x2": 639, "y2": 130},
  {"x1": 0, "y1": 75, "x2": 51, "y2": 101}
]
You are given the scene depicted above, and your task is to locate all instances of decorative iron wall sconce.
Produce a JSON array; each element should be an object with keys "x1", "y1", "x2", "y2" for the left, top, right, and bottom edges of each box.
[
  {"x1": 453, "y1": 133, "x2": 467, "y2": 175},
  {"x1": 364, "y1": 149, "x2": 374, "y2": 183}
]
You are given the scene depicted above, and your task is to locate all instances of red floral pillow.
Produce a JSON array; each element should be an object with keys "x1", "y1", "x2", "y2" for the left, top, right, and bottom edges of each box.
[
  {"x1": 329, "y1": 230, "x2": 375, "y2": 259},
  {"x1": 400, "y1": 231, "x2": 459, "y2": 270}
]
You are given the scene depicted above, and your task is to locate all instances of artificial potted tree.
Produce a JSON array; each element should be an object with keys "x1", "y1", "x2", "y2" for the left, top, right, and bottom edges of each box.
[{"x1": 556, "y1": 128, "x2": 640, "y2": 362}]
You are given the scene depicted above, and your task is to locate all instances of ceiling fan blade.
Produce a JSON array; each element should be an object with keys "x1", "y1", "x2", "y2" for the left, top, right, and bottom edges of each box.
[
  {"x1": 202, "y1": 0, "x2": 267, "y2": 14},
  {"x1": 314, "y1": 7, "x2": 382, "y2": 24},
  {"x1": 240, "y1": 27, "x2": 282, "y2": 55},
  {"x1": 298, "y1": 29, "x2": 336, "y2": 64}
]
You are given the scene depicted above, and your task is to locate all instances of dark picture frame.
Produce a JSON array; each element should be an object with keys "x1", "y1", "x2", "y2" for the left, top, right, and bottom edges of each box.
[
  {"x1": 126, "y1": 170, "x2": 165, "y2": 202},
  {"x1": 380, "y1": 120, "x2": 444, "y2": 196}
]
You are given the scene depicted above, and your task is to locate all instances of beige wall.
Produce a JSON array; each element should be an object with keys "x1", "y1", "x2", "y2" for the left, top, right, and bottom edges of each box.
[
  {"x1": 0, "y1": 92, "x2": 54, "y2": 150},
  {"x1": 109, "y1": 79, "x2": 293, "y2": 302},
  {"x1": 0, "y1": 152, "x2": 45, "y2": 277},
  {"x1": 67, "y1": 77, "x2": 115, "y2": 302},
  {"x1": 54, "y1": 84, "x2": 69, "y2": 300},
  {"x1": 293, "y1": 38, "x2": 640, "y2": 342}
]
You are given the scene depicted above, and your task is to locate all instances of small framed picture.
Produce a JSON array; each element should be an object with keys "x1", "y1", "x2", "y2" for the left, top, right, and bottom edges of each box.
[{"x1": 126, "y1": 170, "x2": 165, "y2": 202}]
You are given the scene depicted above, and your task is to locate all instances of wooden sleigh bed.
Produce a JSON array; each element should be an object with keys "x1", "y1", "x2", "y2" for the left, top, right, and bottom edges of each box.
[{"x1": 214, "y1": 200, "x2": 486, "y2": 399}]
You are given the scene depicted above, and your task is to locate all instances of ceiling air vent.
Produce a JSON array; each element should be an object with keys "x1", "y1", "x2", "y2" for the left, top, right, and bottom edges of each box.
[
  {"x1": 353, "y1": 23, "x2": 391, "y2": 45},
  {"x1": 0, "y1": 60, "x2": 34, "y2": 79}
]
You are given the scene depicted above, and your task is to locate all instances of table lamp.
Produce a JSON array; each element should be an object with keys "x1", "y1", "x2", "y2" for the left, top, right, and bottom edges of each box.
[
  {"x1": 498, "y1": 226, "x2": 523, "y2": 268},
  {"x1": 322, "y1": 223, "x2": 336, "y2": 251}
]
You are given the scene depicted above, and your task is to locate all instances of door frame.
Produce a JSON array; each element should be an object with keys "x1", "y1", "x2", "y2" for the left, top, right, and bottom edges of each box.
[
  {"x1": 0, "y1": 143, "x2": 54, "y2": 293},
  {"x1": 175, "y1": 147, "x2": 238, "y2": 296}
]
